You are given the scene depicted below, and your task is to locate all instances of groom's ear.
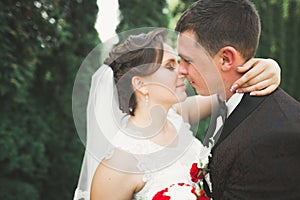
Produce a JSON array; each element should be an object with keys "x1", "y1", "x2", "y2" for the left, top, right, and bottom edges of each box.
[{"x1": 219, "y1": 46, "x2": 240, "y2": 72}]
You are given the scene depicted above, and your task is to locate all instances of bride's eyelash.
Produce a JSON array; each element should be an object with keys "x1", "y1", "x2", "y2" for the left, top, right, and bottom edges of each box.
[{"x1": 165, "y1": 65, "x2": 176, "y2": 71}]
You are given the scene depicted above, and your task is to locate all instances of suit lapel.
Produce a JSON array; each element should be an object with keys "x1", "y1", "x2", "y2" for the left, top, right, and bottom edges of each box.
[{"x1": 213, "y1": 93, "x2": 267, "y2": 148}]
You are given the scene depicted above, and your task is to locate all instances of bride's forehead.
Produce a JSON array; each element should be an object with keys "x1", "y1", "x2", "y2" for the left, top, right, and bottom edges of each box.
[
  {"x1": 163, "y1": 43, "x2": 175, "y2": 53},
  {"x1": 163, "y1": 44, "x2": 177, "y2": 59}
]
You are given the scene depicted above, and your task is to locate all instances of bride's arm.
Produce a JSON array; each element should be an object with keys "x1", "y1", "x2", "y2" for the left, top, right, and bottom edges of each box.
[
  {"x1": 91, "y1": 163, "x2": 140, "y2": 200},
  {"x1": 90, "y1": 150, "x2": 144, "y2": 200},
  {"x1": 173, "y1": 95, "x2": 216, "y2": 125},
  {"x1": 173, "y1": 58, "x2": 281, "y2": 125}
]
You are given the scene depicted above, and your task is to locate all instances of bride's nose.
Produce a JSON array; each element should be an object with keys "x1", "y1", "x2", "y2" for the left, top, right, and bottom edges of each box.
[
  {"x1": 178, "y1": 59, "x2": 189, "y2": 76},
  {"x1": 175, "y1": 64, "x2": 186, "y2": 79}
]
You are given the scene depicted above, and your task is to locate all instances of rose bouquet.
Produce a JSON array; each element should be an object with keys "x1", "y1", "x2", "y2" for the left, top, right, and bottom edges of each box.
[
  {"x1": 151, "y1": 159, "x2": 210, "y2": 200},
  {"x1": 151, "y1": 161, "x2": 210, "y2": 200},
  {"x1": 151, "y1": 146, "x2": 211, "y2": 200},
  {"x1": 152, "y1": 182, "x2": 208, "y2": 200},
  {"x1": 189, "y1": 162, "x2": 210, "y2": 200}
]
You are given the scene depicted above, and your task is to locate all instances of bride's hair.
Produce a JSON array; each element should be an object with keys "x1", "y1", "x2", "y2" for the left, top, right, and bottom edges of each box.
[{"x1": 104, "y1": 29, "x2": 167, "y2": 116}]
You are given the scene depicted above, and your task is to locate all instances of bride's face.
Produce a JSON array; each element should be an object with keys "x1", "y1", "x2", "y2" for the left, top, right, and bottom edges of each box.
[{"x1": 142, "y1": 45, "x2": 187, "y2": 107}]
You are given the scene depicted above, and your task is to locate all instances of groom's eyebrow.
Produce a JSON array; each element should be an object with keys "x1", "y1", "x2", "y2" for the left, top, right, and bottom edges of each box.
[{"x1": 178, "y1": 53, "x2": 192, "y2": 61}]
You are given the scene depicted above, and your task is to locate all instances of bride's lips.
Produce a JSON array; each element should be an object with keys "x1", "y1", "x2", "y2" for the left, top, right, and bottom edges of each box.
[{"x1": 176, "y1": 83, "x2": 186, "y2": 90}]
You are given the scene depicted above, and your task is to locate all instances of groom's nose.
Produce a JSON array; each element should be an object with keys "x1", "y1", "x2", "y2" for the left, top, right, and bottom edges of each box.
[{"x1": 178, "y1": 59, "x2": 189, "y2": 76}]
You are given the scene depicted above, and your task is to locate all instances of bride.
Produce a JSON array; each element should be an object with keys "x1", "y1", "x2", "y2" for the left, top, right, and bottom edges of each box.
[{"x1": 73, "y1": 29, "x2": 280, "y2": 200}]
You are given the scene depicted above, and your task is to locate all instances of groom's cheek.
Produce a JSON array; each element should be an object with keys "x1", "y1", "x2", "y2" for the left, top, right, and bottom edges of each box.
[{"x1": 194, "y1": 72, "x2": 210, "y2": 95}]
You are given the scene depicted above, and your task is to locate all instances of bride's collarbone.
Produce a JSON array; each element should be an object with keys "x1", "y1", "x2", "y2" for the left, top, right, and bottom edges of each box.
[{"x1": 150, "y1": 121, "x2": 178, "y2": 147}]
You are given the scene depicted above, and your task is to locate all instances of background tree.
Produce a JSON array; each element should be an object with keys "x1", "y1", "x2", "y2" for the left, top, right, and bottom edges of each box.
[
  {"x1": 0, "y1": 0, "x2": 100, "y2": 199},
  {"x1": 117, "y1": 0, "x2": 169, "y2": 32},
  {"x1": 253, "y1": 0, "x2": 300, "y2": 101}
]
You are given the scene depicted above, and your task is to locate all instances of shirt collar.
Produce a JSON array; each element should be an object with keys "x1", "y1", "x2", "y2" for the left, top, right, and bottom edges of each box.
[{"x1": 225, "y1": 93, "x2": 244, "y2": 117}]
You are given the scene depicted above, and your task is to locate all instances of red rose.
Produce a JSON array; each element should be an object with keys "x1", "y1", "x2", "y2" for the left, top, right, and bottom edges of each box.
[
  {"x1": 190, "y1": 163, "x2": 205, "y2": 183},
  {"x1": 152, "y1": 188, "x2": 170, "y2": 200},
  {"x1": 191, "y1": 185, "x2": 198, "y2": 196},
  {"x1": 197, "y1": 189, "x2": 210, "y2": 200}
]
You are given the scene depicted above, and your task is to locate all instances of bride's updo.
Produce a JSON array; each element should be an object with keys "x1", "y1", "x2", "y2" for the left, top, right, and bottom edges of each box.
[{"x1": 104, "y1": 29, "x2": 167, "y2": 116}]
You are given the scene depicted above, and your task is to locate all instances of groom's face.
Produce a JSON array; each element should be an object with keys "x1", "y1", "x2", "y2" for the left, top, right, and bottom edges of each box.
[{"x1": 177, "y1": 31, "x2": 224, "y2": 96}]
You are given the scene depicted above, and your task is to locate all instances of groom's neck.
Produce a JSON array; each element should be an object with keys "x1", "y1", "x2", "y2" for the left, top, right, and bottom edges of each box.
[{"x1": 222, "y1": 70, "x2": 243, "y2": 101}]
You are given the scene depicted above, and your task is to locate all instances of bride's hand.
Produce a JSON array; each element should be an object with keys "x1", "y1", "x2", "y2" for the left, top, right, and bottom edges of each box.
[{"x1": 230, "y1": 58, "x2": 281, "y2": 96}]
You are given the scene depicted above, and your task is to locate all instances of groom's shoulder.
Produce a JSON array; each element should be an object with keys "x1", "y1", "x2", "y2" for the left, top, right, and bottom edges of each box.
[
  {"x1": 239, "y1": 87, "x2": 299, "y2": 115},
  {"x1": 270, "y1": 87, "x2": 300, "y2": 108},
  {"x1": 241, "y1": 87, "x2": 300, "y2": 122},
  {"x1": 265, "y1": 87, "x2": 300, "y2": 125}
]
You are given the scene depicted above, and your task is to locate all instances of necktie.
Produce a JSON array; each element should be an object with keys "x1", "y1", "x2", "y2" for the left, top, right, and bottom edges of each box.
[
  {"x1": 203, "y1": 95, "x2": 228, "y2": 147},
  {"x1": 203, "y1": 95, "x2": 228, "y2": 198}
]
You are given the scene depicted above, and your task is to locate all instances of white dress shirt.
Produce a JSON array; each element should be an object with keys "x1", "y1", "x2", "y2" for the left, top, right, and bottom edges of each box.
[
  {"x1": 226, "y1": 93, "x2": 244, "y2": 117},
  {"x1": 212, "y1": 93, "x2": 244, "y2": 138}
]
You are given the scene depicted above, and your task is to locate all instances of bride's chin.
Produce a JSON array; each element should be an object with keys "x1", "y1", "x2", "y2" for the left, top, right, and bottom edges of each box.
[
  {"x1": 171, "y1": 96, "x2": 187, "y2": 106},
  {"x1": 178, "y1": 93, "x2": 187, "y2": 103}
]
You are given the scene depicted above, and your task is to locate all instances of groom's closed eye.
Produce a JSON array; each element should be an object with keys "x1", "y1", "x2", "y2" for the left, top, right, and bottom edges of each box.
[
  {"x1": 178, "y1": 55, "x2": 192, "y2": 64},
  {"x1": 180, "y1": 57, "x2": 192, "y2": 64}
]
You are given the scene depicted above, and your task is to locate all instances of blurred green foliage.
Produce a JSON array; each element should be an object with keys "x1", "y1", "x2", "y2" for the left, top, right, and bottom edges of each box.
[
  {"x1": 117, "y1": 0, "x2": 169, "y2": 32},
  {"x1": 0, "y1": 0, "x2": 100, "y2": 199},
  {"x1": 253, "y1": 0, "x2": 300, "y2": 101},
  {"x1": 1, "y1": 0, "x2": 299, "y2": 199}
]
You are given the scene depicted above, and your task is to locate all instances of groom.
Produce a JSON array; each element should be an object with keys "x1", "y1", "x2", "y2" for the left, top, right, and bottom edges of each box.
[{"x1": 175, "y1": 0, "x2": 300, "y2": 199}]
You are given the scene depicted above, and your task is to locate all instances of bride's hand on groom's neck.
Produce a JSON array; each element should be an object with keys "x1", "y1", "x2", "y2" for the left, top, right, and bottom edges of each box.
[{"x1": 230, "y1": 58, "x2": 280, "y2": 96}]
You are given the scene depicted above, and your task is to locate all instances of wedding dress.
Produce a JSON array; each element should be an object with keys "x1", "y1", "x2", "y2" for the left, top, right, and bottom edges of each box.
[
  {"x1": 129, "y1": 108, "x2": 210, "y2": 199},
  {"x1": 73, "y1": 65, "x2": 211, "y2": 200}
]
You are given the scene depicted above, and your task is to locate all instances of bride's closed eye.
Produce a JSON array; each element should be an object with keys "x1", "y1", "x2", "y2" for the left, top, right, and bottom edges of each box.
[{"x1": 165, "y1": 65, "x2": 176, "y2": 71}]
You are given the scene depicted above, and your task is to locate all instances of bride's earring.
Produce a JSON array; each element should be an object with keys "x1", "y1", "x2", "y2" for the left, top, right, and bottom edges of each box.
[{"x1": 145, "y1": 95, "x2": 149, "y2": 106}]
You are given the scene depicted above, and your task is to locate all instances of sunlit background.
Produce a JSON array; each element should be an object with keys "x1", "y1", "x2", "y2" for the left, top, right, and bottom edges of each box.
[{"x1": 95, "y1": 0, "x2": 119, "y2": 42}]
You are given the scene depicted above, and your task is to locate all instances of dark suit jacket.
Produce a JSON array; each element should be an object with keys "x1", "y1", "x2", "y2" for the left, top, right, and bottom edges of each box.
[{"x1": 209, "y1": 88, "x2": 300, "y2": 200}]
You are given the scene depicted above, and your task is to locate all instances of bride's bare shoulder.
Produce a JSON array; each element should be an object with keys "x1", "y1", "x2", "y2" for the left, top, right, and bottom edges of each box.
[{"x1": 90, "y1": 149, "x2": 144, "y2": 200}]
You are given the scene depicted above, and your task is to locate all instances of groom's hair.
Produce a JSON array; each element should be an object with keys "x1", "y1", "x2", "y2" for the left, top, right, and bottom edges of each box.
[{"x1": 175, "y1": 0, "x2": 261, "y2": 60}]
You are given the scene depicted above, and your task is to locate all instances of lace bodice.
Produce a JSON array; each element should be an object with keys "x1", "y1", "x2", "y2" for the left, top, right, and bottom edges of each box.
[
  {"x1": 111, "y1": 108, "x2": 210, "y2": 199},
  {"x1": 73, "y1": 108, "x2": 210, "y2": 200},
  {"x1": 133, "y1": 138, "x2": 208, "y2": 199}
]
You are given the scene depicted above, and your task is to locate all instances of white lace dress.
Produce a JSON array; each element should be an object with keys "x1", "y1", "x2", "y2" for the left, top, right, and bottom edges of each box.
[{"x1": 73, "y1": 108, "x2": 210, "y2": 200}]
